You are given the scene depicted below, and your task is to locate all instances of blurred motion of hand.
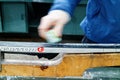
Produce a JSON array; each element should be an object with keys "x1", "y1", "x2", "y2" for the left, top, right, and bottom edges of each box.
[{"x1": 38, "y1": 10, "x2": 71, "y2": 41}]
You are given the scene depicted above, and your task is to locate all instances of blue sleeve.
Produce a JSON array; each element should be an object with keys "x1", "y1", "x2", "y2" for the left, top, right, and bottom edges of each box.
[{"x1": 49, "y1": 0, "x2": 81, "y2": 16}]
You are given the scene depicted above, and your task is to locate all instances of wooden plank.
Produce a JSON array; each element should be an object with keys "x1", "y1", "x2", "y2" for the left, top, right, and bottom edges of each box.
[{"x1": 0, "y1": 53, "x2": 120, "y2": 77}]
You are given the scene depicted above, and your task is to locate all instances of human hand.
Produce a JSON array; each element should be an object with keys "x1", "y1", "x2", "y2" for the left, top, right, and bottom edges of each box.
[{"x1": 38, "y1": 10, "x2": 71, "y2": 42}]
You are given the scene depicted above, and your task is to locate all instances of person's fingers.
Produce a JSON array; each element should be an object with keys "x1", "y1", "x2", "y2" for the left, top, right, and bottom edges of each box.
[
  {"x1": 38, "y1": 16, "x2": 55, "y2": 39},
  {"x1": 38, "y1": 16, "x2": 54, "y2": 29},
  {"x1": 38, "y1": 29, "x2": 47, "y2": 39},
  {"x1": 38, "y1": 10, "x2": 71, "y2": 40},
  {"x1": 53, "y1": 23, "x2": 64, "y2": 37}
]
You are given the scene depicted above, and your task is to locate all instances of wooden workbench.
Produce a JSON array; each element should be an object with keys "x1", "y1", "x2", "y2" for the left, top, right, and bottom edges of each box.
[{"x1": 0, "y1": 53, "x2": 120, "y2": 77}]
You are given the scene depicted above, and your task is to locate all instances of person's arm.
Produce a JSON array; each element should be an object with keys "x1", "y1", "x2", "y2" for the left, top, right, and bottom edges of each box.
[
  {"x1": 38, "y1": 0, "x2": 81, "y2": 42},
  {"x1": 50, "y1": 0, "x2": 81, "y2": 16}
]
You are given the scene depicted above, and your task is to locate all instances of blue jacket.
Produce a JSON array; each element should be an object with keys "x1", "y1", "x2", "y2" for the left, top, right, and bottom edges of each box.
[{"x1": 50, "y1": 0, "x2": 120, "y2": 43}]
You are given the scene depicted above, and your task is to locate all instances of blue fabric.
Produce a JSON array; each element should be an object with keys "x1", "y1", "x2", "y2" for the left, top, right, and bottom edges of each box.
[
  {"x1": 50, "y1": 0, "x2": 120, "y2": 43},
  {"x1": 50, "y1": 0, "x2": 81, "y2": 16}
]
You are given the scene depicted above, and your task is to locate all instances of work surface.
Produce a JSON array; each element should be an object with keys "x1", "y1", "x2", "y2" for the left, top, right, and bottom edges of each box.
[
  {"x1": 0, "y1": 41, "x2": 120, "y2": 78},
  {"x1": 0, "y1": 53, "x2": 120, "y2": 77}
]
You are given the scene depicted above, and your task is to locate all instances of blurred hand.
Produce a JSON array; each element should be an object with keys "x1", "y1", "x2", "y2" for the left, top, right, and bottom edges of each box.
[{"x1": 38, "y1": 10, "x2": 71, "y2": 40}]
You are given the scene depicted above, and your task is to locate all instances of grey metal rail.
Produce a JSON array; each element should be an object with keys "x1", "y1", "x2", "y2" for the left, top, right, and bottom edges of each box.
[
  {"x1": 0, "y1": 41, "x2": 120, "y2": 66},
  {"x1": 1, "y1": 53, "x2": 64, "y2": 66},
  {"x1": 0, "y1": 41, "x2": 120, "y2": 53}
]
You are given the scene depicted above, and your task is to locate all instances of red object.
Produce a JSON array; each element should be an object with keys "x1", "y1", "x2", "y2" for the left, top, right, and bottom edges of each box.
[{"x1": 37, "y1": 47, "x2": 44, "y2": 52}]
